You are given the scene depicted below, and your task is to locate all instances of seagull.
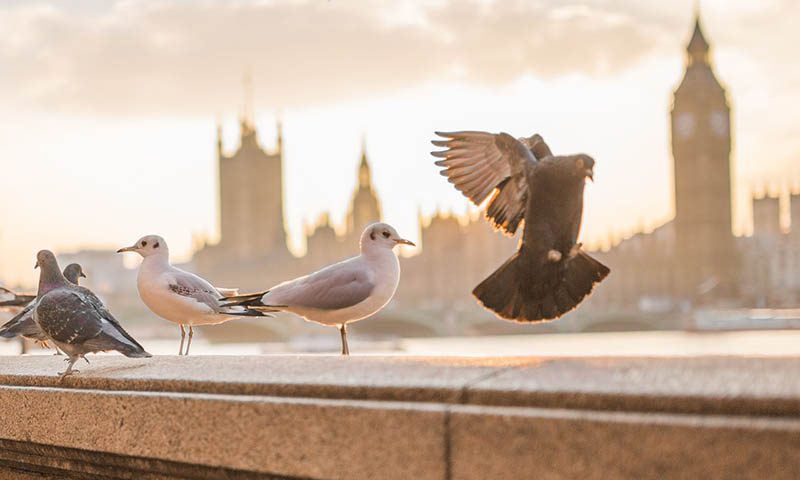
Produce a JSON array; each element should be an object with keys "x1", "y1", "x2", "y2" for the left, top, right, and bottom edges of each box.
[
  {"x1": 117, "y1": 235, "x2": 272, "y2": 355},
  {"x1": 0, "y1": 263, "x2": 86, "y2": 353},
  {"x1": 0, "y1": 287, "x2": 35, "y2": 308},
  {"x1": 33, "y1": 250, "x2": 151, "y2": 379},
  {"x1": 432, "y1": 131, "x2": 610, "y2": 322},
  {"x1": 221, "y1": 222, "x2": 415, "y2": 355}
]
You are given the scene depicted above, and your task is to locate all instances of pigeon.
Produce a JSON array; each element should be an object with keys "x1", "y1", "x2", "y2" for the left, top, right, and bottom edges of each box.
[
  {"x1": 0, "y1": 263, "x2": 86, "y2": 353},
  {"x1": 117, "y1": 235, "x2": 271, "y2": 356},
  {"x1": 432, "y1": 131, "x2": 610, "y2": 322},
  {"x1": 221, "y1": 222, "x2": 415, "y2": 355},
  {"x1": 0, "y1": 287, "x2": 35, "y2": 308},
  {"x1": 32, "y1": 250, "x2": 151, "y2": 379}
]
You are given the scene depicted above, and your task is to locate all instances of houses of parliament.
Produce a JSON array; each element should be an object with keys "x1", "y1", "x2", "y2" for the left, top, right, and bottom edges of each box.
[{"x1": 188, "y1": 12, "x2": 800, "y2": 334}]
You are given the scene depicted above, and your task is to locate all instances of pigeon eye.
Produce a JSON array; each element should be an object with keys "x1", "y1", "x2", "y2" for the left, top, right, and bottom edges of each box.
[
  {"x1": 154, "y1": 242, "x2": 160, "y2": 249},
  {"x1": 141, "y1": 241, "x2": 147, "y2": 247},
  {"x1": 382, "y1": 231, "x2": 390, "y2": 238}
]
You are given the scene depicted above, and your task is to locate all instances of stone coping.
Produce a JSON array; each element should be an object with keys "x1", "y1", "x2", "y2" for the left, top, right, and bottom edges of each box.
[{"x1": 1, "y1": 355, "x2": 798, "y2": 416}]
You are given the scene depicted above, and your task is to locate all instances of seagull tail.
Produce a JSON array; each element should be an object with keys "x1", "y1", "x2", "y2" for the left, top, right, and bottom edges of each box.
[{"x1": 473, "y1": 250, "x2": 609, "y2": 322}]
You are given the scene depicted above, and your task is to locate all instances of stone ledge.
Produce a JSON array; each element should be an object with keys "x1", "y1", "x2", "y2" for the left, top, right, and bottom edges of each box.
[{"x1": 0, "y1": 355, "x2": 799, "y2": 479}]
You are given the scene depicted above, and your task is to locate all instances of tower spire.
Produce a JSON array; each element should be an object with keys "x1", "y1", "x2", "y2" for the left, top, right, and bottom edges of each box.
[
  {"x1": 242, "y1": 68, "x2": 254, "y2": 133},
  {"x1": 216, "y1": 117, "x2": 223, "y2": 158},
  {"x1": 276, "y1": 115, "x2": 283, "y2": 155},
  {"x1": 687, "y1": 7, "x2": 709, "y2": 65}
]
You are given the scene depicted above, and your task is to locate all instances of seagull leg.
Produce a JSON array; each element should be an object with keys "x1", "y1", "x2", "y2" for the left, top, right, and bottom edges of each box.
[
  {"x1": 185, "y1": 325, "x2": 194, "y2": 356},
  {"x1": 338, "y1": 324, "x2": 350, "y2": 356},
  {"x1": 58, "y1": 356, "x2": 80, "y2": 382},
  {"x1": 179, "y1": 325, "x2": 186, "y2": 355}
]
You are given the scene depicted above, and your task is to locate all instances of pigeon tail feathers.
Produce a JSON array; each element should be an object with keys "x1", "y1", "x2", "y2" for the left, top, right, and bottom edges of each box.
[{"x1": 473, "y1": 250, "x2": 609, "y2": 322}]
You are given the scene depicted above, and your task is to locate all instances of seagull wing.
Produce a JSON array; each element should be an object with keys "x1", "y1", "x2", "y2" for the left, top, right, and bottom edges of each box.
[
  {"x1": 268, "y1": 260, "x2": 375, "y2": 311},
  {"x1": 168, "y1": 270, "x2": 225, "y2": 312},
  {"x1": 432, "y1": 131, "x2": 535, "y2": 235}
]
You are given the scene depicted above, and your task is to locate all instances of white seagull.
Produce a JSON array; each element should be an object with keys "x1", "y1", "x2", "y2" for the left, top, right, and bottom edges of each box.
[
  {"x1": 117, "y1": 235, "x2": 271, "y2": 355},
  {"x1": 222, "y1": 222, "x2": 414, "y2": 355}
]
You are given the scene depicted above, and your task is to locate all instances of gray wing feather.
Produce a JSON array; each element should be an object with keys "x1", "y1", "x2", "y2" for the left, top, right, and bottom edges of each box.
[
  {"x1": 169, "y1": 272, "x2": 223, "y2": 312},
  {"x1": 433, "y1": 131, "x2": 535, "y2": 235},
  {"x1": 0, "y1": 301, "x2": 48, "y2": 340},
  {"x1": 269, "y1": 263, "x2": 375, "y2": 311}
]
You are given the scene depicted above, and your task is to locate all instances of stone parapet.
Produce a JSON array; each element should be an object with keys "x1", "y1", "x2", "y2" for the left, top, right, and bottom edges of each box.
[{"x1": 0, "y1": 356, "x2": 798, "y2": 479}]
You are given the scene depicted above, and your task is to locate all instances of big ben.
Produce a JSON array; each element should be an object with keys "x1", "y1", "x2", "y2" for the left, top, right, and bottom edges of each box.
[{"x1": 670, "y1": 13, "x2": 739, "y2": 300}]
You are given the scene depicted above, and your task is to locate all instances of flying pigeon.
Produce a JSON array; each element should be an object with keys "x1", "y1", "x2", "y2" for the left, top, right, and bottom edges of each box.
[
  {"x1": 0, "y1": 287, "x2": 35, "y2": 308},
  {"x1": 0, "y1": 263, "x2": 86, "y2": 353},
  {"x1": 117, "y1": 235, "x2": 271, "y2": 355},
  {"x1": 221, "y1": 223, "x2": 415, "y2": 355},
  {"x1": 432, "y1": 131, "x2": 609, "y2": 322},
  {"x1": 33, "y1": 250, "x2": 151, "y2": 379}
]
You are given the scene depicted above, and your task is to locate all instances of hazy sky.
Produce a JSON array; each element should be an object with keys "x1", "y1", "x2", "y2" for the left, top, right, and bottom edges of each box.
[{"x1": 1, "y1": 0, "x2": 799, "y2": 286}]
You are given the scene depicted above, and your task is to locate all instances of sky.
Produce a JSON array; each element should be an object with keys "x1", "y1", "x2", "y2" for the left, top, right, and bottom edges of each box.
[{"x1": 1, "y1": 0, "x2": 799, "y2": 286}]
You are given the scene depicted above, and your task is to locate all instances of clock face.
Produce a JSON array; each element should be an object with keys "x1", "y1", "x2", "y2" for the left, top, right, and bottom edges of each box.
[
  {"x1": 676, "y1": 112, "x2": 695, "y2": 138},
  {"x1": 710, "y1": 110, "x2": 728, "y2": 136}
]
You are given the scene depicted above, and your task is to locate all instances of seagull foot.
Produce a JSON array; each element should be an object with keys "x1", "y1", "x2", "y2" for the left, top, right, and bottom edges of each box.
[{"x1": 547, "y1": 250, "x2": 562, "y2": 262}]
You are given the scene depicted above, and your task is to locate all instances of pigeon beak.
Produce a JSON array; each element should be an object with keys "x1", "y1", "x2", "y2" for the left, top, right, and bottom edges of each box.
[
  {"x1": 34, "y1": 261, "x2": 39, "y2": 270},
  {"x1": 394, "y1": 238, "x2": 416, "y2": 247},
  {"x1": 585, "y1": 168, "x2": 594, "y2": 182},
  {"x1": 117, "y1": 246, "x2": 137, "y2": 253},
  {"x1": 80, "y1": 272, "x2": 87, "y2": 279}
]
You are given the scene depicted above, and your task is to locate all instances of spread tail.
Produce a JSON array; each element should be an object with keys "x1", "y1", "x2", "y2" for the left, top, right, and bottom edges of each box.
[{"x1": 473, "y1": 249, "x2": 609, "y2": 322}]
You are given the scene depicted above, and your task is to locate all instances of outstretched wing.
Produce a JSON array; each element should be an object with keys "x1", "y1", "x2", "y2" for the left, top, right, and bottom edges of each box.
[{"x1": 432, "y1": 131, "x2": 535, "y2": 235}]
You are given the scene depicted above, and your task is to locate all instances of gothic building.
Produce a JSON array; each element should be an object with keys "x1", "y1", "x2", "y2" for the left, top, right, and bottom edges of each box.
[{"x1": 587, "y1": 12, "x2": 742, "y2": 312}]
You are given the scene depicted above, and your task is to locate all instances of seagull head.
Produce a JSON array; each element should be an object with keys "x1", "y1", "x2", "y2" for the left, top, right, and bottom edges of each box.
[
  {"x1": 360, "y1": 222, "x2": 415, "y2": 254},
  {"x1": 573, "y1": 154, "x2": 595, "y2": 182},
  {"x1": 117, "y1": 234, "x2": 169, "y2": 258}
]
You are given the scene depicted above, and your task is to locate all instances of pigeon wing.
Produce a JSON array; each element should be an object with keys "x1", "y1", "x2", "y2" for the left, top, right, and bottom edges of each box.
[
  {"x1": 76, "y1": 287, "x2": 148, "y2": 352},
  {"x1": 432, "y1": 131, "x2": 535, "y2": 235},
  {"x1": 35, "y1": 290, "x2": 103, "y2": 344},
  {"x1": 269, "y1": 262, "x2": 375, "y2": 311},
  {"x1": 0, "y1": 302, "x2": 47, "y2": 340}
]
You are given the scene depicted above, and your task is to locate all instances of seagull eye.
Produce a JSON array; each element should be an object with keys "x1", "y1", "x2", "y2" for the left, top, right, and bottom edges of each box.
[
  {"x1": 141, "y1": 241, "x2": 147, "y2": 247},
  {"x1": 382, "y1": 231, "x2": 391, "y2": 238}
]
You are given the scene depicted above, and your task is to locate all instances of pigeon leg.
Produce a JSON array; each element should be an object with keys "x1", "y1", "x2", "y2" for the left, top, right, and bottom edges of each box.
[
  {"x1": 179, "y1": 325, "x2": 186, "y2": 355},
  {"x1": 185, "y1": 325, "x2": 194, "y2": 356},
  {"x1": 338, "y1": 324, "x2": 350, "y2": 356},
  {"x1": 83, "y1": 355, "x2": 90, "y2": 365},
  {"x1": 58, "y1": 356, "x2": 80, "y2": 381}
]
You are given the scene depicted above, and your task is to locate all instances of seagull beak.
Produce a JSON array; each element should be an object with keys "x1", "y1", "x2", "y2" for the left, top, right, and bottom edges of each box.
[
  {"x1": 117, "y1": 246, "x2": 136, "y2": 253},
  {"x1": 585, "y1": 168, "x2": 594, "y2": 182},
  {"x1": 394, "y1": 238, "x2": 416, "y2": 247}
]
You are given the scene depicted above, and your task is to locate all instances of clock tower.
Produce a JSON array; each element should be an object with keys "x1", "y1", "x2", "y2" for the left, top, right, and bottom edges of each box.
[{"x1": 670, "y1": 13, "x2": 738, "y2": 300}]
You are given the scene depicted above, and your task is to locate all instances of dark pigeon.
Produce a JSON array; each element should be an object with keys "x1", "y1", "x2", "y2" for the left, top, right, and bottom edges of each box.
[
  {"x1": 432, "y1": 131, "x2": 610, "y2": 322},
  {"x1": 32, "y1": 250, "x2": 151, "y2": 379},
  {"x1": 0, "y1": 263, "x2": 87, "y2": 353}
]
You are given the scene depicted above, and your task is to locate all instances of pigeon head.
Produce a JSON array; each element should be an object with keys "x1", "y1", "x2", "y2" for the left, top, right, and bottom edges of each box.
[
  {"x1": 117, "y1": 235, "x2": 169, "y2": 258},
  {"x1": 360, "y1": 222, "x2": 415, "y2": 253},
  {"x1": 35, "y1": 250, "x2": 67, "y2": 294},
  {"x1": 572, "y1": 154, "x2": 595, "y2": 182},
  {"x1": 63, "y1": 263, "x2": 87, "y2": 285}
]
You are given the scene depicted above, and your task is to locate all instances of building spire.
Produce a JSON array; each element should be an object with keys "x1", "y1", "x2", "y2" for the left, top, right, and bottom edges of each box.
[
  {"x1": 358, "y1": 135, "x2": 371, "y2": 188},
  {"x1": 276, "y1": 116, "x2": 283, "y2": 155},
  {"x1": 687, "y1": 7, "x2": 710, "y2": 65},
  {"x1": 241, "y1": 68, "x2": 255, "y2": 136},
  {"x1": 216, "y1": 117, "x2": 224, "y2": 159}
]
